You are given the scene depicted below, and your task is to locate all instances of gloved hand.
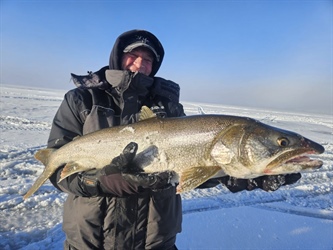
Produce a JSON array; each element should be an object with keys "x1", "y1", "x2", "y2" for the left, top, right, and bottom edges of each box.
[
  {"x1": 79, "y1": 142, "x2": 174, "y2": 197},
  {"x1": 149, "y1": 77, "x2": 186, "y2": 118},
  {"x1": 216, "y1": 174, "x2": 302, "y2": 193},
  {"x1": 151, "y1": 77, "x2": 180, "y2": 103}
]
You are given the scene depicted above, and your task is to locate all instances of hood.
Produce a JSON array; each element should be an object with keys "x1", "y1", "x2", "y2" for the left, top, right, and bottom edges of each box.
[{"x1": 109, "y1": 29, "x2": 165, "y2": 77}]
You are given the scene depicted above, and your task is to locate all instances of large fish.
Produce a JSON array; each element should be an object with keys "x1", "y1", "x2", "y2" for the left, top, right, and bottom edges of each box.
[{"x1": 23, "y1": 107, "x2": 324, "y2": 199}]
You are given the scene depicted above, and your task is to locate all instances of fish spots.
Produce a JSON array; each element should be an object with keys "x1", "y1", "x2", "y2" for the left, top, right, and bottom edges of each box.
[
  {"x1": 143, "y1": 131, "x2": 159, "y2": 144},
  {"x1": 119, "y1": 126, "x2": 135, "y2": 134}
]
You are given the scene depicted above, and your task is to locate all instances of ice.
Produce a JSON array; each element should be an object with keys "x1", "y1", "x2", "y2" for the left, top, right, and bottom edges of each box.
[{"x1": 0, "y1": 85, "x2": 332, "y2": 249}]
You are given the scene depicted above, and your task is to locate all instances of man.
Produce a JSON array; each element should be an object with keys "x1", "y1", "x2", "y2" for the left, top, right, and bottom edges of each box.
[{"x1": 48, "y1": 29, "x2": 301, "y2": 249}]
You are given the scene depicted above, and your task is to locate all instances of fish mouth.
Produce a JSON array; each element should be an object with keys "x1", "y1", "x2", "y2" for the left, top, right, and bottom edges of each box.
[
  {"x1": 265, "y1": 148, "x2": 324, "y2": 174},
  {"x1": 284, "y1": 154, "x2": 323, "y2": 168}
]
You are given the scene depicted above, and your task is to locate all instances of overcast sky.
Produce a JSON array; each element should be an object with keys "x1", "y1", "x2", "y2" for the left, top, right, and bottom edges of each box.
[{"x1": 1, "y1": 1, "x2": 332, "y2": 114}]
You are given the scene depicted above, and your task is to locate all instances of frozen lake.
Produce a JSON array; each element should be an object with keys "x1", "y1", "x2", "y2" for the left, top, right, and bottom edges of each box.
[{"x1": 0, "y1": 85, "x2": 332, "y2": 249}]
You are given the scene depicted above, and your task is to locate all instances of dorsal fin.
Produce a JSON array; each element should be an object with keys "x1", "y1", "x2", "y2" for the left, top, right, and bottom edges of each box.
[{"x1": 139, "y1": 106, "x2": 156, "y2": 121}]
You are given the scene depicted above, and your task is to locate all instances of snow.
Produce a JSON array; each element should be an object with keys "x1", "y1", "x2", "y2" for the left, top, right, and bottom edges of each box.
[{"x1": 0, "y1": 85, "x2": 332, "y2": 250}]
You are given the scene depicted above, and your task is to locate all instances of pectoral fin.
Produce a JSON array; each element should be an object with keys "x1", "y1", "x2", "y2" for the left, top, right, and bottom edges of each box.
[
  {"x1": 177, "y1": 166, "x2": 221, "y2": 193},
  {"x1": 59, "y1": 159, "x2": 98, "y2": 182}
]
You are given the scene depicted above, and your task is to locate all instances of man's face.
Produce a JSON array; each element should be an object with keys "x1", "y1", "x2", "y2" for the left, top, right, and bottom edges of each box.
[{"x1": 121, "y1": 47, "x2": 154, "y2": 76}]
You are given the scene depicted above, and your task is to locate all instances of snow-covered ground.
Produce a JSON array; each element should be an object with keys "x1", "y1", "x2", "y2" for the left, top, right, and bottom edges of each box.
[{"x1": 0, "y1": 85, "x2": 332, "y2": 250}]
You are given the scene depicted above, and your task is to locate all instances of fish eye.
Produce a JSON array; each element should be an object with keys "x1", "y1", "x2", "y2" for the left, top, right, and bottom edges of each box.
[{"x1": 277, "y1": 137, "x2": 289, "y2": 147}]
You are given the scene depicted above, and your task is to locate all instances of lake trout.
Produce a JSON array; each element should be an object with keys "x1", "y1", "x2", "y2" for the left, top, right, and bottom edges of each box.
[{"x1": 23, "y1": 106, "x2": 324, "y2": 199}]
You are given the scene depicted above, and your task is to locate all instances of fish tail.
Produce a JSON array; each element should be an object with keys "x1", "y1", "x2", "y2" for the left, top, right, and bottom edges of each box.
[
  {"x1": 23, "y1": 148, "x2": 57, "y2": 199},
  {"x1": 23, "y1": 168, "x2": 54, "y2": 199}
]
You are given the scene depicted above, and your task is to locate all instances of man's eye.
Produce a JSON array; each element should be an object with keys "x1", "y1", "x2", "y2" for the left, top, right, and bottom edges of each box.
[
  {"x1": 144, "y1": 58, "x2": 153, "y2": 64},
  {"x1": 127, "y1": 53, "x2": 153, "y2": 64},
  {"x1": 128, "y1": 53, "x2": 137, "y2": 59}
]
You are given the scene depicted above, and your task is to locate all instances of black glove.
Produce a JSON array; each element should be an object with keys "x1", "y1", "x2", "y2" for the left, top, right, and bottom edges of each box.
[
  {"x1": 258, "y1": 173, "x2": 302, "y2": 191},
  {"x1": 149, "y1": 77, "x2": 186, "y2": 118},
  {"x1": 210, "y1": 173, "x2": 302, "y2": 193},
  {"x1": 79, "y1": 142, "x2": 174, "y2": 197},
  {"x1": 151, "y1": 77, "x2": 180, "y2": 103}
]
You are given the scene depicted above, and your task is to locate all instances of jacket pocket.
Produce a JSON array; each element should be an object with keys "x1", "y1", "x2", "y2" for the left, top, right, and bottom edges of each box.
[{"x1": 145, "y1": 186, "x2": 182, "y2": 249}]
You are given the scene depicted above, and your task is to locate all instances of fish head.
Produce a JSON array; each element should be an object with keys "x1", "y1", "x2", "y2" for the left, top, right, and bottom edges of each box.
[
  {"x1": 255, "y1": 123, "x2": 325, "y2": 175},
  {"x1": 211, "y1": 117, "x2": 325, "y2": 178}
]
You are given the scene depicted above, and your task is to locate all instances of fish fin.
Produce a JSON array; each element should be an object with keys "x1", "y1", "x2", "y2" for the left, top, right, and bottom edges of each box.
[
  {"x1": 23, "y1": 173, "x2": 50, "y2": 199},
  {"x1": 177, "y1": 166, "x2": 221, "y2": 193},
  {"x1": 23, "y1": 163, "x2": 56, "y2": 199},
  {"x1": 34, "y1": 148, "x2": 56, "y2": 166},
  {"x1": 24, "y1": 148, "x2": 58, "y2": 199},
  {"x1": 59, "y1": 159, "x2": 97, "y2": 182},
  {"x1": 139, "y1": 106, "x2": 156, "y2": 121}
]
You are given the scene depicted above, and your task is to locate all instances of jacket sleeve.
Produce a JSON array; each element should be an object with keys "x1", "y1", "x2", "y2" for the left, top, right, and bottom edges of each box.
[{"x1": 47, "y1": 89, "x2": 90, "y2": 196}]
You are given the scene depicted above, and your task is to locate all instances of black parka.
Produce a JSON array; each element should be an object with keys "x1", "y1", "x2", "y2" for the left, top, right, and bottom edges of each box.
[{"x1": 48, "y1": 30, "x2": 185, "y2": 250}]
